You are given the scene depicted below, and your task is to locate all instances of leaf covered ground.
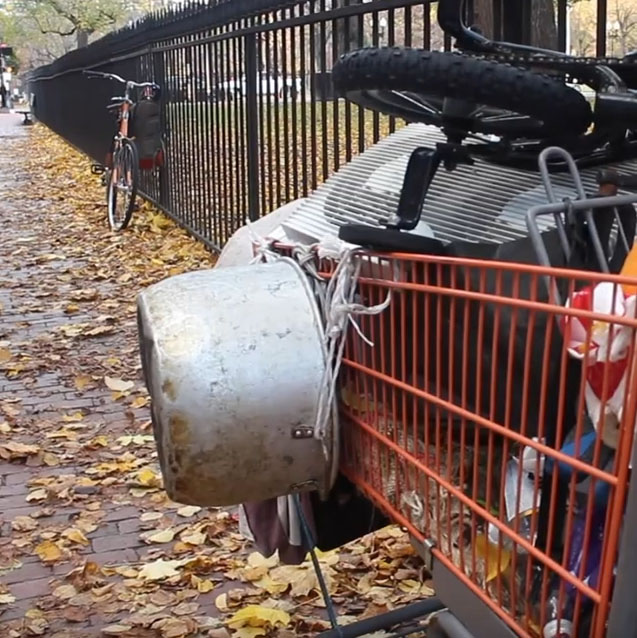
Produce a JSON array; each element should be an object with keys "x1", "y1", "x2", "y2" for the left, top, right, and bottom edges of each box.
[{"x1": 0, "y1": 119, "x2": 430, "y2": 638}]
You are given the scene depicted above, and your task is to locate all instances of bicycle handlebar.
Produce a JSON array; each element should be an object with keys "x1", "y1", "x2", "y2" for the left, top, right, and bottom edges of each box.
[
  {"x1": 84, "y1": 70, "x2": 126, "y2": 83},
  {"x1": 83, "y1": 70, "x2": 159, "y2": 90}
]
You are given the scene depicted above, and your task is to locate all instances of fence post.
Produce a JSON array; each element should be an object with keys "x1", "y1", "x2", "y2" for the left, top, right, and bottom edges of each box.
[
  {"x1": 245, "y1": 32, "x2": 260, "y2": 222},
  {"x1": 153, "y1": 47, "x2": 170, "y2": 210}
]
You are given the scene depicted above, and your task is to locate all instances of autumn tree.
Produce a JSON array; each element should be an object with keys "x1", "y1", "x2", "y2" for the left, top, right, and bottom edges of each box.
[
  {"x1": 610, "y1": 0, "x2": 637, "y2": 54},
  {"x1": 4, "y1": 0, "x2": 135, "y2": 51}
]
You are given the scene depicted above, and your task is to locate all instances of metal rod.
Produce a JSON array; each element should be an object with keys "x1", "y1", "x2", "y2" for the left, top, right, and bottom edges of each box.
[
  {"x1": 606, "y1": 381, "x2": 637, "y2": 637},
  {"x1": 317, "y1": 598, "x2": 446, "y2": 638},
  {"x1": 245, "y1": 32, "x2": 261, "y2": 222}
]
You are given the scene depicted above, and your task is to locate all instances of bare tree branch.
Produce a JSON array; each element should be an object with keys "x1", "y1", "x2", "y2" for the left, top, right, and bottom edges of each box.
[{"x1": 32, "y1": 13, "x2": 76, "y2": 37}]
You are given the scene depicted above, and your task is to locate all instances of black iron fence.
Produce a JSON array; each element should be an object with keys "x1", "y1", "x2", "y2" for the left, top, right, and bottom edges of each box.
[{"x1": 29, "y1": 0, "x2": 615, "y2": 250}]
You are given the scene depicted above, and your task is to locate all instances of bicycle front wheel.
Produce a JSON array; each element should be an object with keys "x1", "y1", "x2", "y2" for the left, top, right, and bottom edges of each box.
[
  {"x1": 332, "y1": 47, "x2": 593, "y2": 139},
  {"x1": 107, "y1": 139, "x2": 139, "y2": 231}
]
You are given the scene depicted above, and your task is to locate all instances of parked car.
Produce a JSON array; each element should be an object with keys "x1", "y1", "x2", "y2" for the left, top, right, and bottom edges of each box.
[
  {"x1": 165, "y1": 75, "x2": 188, "y2": 102},
  {"x1": 215, "y1": 74, "x2": 303, "y2": 101}
]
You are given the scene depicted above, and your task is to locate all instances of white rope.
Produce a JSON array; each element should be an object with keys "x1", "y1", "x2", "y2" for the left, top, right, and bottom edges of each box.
[
  {"x1": 245, "y1": 224, "x2": 392, "y2": 452},
  {"x1": 313, "y1": 244, "x2": 392, "y2": 447},
  {"x1": 246, "y1": 220, "x2": 281, "y2": 264}
]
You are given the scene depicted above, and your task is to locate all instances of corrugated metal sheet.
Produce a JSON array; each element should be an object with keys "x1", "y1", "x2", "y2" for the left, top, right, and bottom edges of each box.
[{"x1": 282, "y1": 123, "x2": 637, "y2": 245}]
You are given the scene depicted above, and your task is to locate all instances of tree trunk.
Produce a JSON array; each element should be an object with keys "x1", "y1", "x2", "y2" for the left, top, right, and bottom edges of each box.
[
  {"x1": 334, "y1": 0, "x2": 365, "y2": 55},
  {"x1": 472, "y1": 0, "x2": 494, "y2": 39},
  {"x1": 472, "y1": 0, "x2": 557, "y2": 48},
  {"x1": 77, "y1": 30, "x2": 89, "y2": 49},
  {"x1": 530, "y1": 0, "x2": 557, "y2": 49},
  {"x1": 313, "y1": 0, "x2": 364, "y2": 68}
]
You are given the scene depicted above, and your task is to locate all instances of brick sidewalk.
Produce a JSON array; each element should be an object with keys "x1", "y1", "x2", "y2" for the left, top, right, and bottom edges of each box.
[
  {"x1": 0, "y1": 118, "x2": 229, "y2": 636},
  {"x1": 0, "y1": 117, "x2": 424, "y2": 638}
]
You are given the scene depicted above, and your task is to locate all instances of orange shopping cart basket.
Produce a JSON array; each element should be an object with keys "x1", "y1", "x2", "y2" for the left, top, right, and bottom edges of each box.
[{"x1": 317, "y1": 192, "x2": 637, "y2": 638}]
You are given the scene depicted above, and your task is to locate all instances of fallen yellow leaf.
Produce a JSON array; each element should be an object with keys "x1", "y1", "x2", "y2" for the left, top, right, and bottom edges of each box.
[
  {"x1": 131, "y1": 396, "x2": 150, "y2": 409},
  {"x1": 180, "y1": 531, "x2": 206, "y2": 546},
  {"x1": 24, "y1": 617, "x2": 48, "y2": 635},
  {"x1": 42, "y1": 452, "x2": 60, "y2": 466},
  {"x1": 172, "y1": 541, "x2": 192, "y2": 554},
  {"x1": 215, "y1": 593, "x2": 229, "y2": 612},
  {"x1": 0, "y1": 592, "x2": 15, "y2": 604},
  {"x1": 70, "y1": 288, "x2": 98, "y2": 301},
  {"x1": 138, "y1": 558, "x2": 184, "y2": 582},
  {"x1": 231, "y1": 629, "x2": 267, "y2": 638},
  {"x1": 35, "y1": 540, "x2": 62, "y2": 563},
  {"x1": 52, "y1": 584, "x2": 77, "y2": 600},
  {"x1": 191, "y1": 575, "x2": 214, "y2": 593},
  {"x1": 227, "y1": 605, "x2": 290, "y2": 629},
  {"x1": 74, "y1": 374, "x2": 92, "y2": 390},
  {"x1": 0, "y1": 441, "x2": 40, "y2": 459},
  {"x1": 104, "y1": 376, "x2": 134, "y2": 392},
  {"x1": 247, "y1": 552, "x2": 279, "y2": 569},
  {"x1": 397, "y1": 579, "x2": 422, "y2": 594},
  {"x1": 136, "y1": 467, "x2": 162, "y2": 488},
  {"x1": 117, "y1": 434, "x2": 154, "y2": 446},
  {"x1": 12, "y1": 515, "x2": 37, "y2": 532},
  {"x1": 253, "y1": 575, "x2": 288, "y2": 595},
  {"x1": 63, "y1": 528, "x2": 90, "y2": 546},
  {"x1": 84, "y1": 325, "x2": 114, "y2": 337},
  {"x1": 0, "y1": 347, "x2": 11, "y2": 363},
  {"x1": 26, "y1": 488, "x2": 48, "y2": 502},
  {"x1": 45, "y1": 428, "x2": 77, "y2": 440},
  {"x1": 87, "y1": 435, "x2": 109, "y2": 448},
  {"x1": 102, "y1": 625, "x2": 133, "y2": 636},
  {"x1": 140, "y1": 512, "x2": 163, "y2": 522},
  {"x1": 147, "y1": 528, "x2": 175, "y2": 544},
  {"x1": 62, "y1": 412, "x2": 84, "y2": 423},
  {"x1": 177, "y1": 505, "x2": 201, "y2": 518}
]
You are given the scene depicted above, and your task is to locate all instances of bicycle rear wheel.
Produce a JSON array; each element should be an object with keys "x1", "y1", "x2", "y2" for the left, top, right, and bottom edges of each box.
[{"x1": 107, "y1": 138, "x2": 139, "y2": 231}]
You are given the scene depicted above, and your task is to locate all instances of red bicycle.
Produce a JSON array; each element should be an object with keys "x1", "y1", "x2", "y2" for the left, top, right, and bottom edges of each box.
[{"x1": 85, "y1": 70, "x2": 162, "y2": 231}]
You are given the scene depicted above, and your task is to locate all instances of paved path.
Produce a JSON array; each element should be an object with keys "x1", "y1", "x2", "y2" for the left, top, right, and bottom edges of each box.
[
  {"x1": 0, "y1": 115, "x2": 423, "y2": 638},
  {"x1": 0, "y1": 116, "x2": 227, "y2": 637}
]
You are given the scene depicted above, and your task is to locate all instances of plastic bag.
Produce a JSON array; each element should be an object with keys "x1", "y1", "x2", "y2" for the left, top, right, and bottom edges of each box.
[{"x1": 562, "y1": 282, "x2": 637, "y2": 449}]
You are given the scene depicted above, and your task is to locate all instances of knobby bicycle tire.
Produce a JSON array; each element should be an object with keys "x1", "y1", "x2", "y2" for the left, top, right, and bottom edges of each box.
[
  {"x1": 332, "y1": 47, "x2": 593, "y2": 138},
  {"x1": 107, "y1": 138, "x2": 139, "y2": 231}
]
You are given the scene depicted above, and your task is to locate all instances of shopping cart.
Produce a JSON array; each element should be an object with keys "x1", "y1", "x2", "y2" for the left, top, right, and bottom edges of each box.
[{"x1": 309, "y1": 153, "x2": 637, "y2": 637}]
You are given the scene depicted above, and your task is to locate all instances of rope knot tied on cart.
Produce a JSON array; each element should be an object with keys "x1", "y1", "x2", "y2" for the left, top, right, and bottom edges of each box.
[{"x1": 246, "y1": 224, "x2": 392, "y2": 448}]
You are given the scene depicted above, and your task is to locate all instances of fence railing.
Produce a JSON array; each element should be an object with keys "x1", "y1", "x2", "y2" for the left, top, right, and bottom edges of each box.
[{"x1": 29, "y1": 0, "x2": 613, "y2": 250}]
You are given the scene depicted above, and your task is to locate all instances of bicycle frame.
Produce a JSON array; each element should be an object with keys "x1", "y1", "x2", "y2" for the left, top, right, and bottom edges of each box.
[
  {"x1": 85, "y1": 70, "x2": 158, "y2": 140},
  {"x1": 115, "y1": 93, "x2": 132, "y2": 140},
  {"x1": 437, "y1": 0, "x2": 631, "y2": 94},
  {"x1": 424, "y1": 0, "x2": 637, "y2": 169},
  {"x1": 84, "y1": 70, "x2": 159, "y2": 230}
]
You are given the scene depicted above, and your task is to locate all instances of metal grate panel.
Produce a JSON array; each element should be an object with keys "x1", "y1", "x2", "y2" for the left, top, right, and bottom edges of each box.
[{"x1": 284, "y1": 124, "x2": 637, "y2": 246}]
